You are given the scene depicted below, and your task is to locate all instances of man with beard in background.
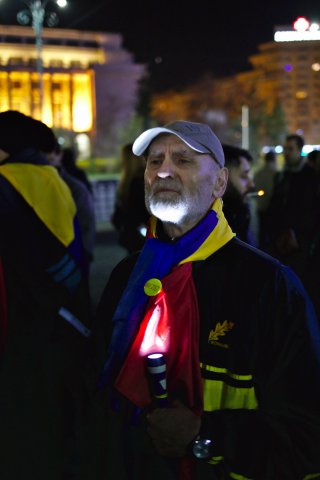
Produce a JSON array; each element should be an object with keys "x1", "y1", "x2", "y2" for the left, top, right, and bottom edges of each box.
[{"x1": 221, "y1": 144, "x2": 255, "y2": 245}]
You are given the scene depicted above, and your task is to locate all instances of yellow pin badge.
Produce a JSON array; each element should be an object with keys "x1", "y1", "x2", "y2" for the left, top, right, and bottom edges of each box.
[{"x1": 144, "y1": 278, "x2": 162, "y2": 296}]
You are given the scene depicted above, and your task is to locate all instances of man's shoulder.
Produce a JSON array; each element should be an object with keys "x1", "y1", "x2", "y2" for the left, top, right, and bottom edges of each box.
[
  {"x1": 194, "y1": 238, "x2": 312, "y2": 307},
  {"x1": 202, "y1": 237, "x2": 282, "y2": 274}
]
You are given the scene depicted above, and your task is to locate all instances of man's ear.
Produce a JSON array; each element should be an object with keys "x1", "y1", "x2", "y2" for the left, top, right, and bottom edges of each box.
[{"x1": 213, "y1": 167, "x2": 228, "y2": 198}]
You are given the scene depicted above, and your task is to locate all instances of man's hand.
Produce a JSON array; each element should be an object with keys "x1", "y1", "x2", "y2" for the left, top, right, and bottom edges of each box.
[{"x1": 146, "y1": 399, "x2": 201, "y2": 457}]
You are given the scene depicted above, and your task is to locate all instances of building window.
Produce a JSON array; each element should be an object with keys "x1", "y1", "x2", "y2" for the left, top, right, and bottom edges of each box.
[
  {"x1": 50, "y1": 60, "x2": 63, "y2": 67},
  {"x1": 8, "y1": 57, "x2": 23, "y2": 66},
  {"x1": 296, "y1": 90, "x2": 308, "y2": 99},
  {"x1": 52, "y1": 82, "x2": 61, "y2": 90},
  {"x1": 70, "y1": 61, "x2": 82, "y2": 68}
]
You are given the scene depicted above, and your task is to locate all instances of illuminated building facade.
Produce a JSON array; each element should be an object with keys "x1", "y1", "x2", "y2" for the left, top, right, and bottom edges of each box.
[
  {"x1": 151, "y1": 17, "x2": 320, "y2": 150},
  {"x1": 238, "y1": 17, "x2": 320, "y2": 145},
  {"x1": 0, "y1": 24, "x2": 146, "y2": 158}
]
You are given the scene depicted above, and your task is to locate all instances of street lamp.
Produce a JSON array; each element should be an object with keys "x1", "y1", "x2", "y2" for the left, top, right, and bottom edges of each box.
[
  {"x1": 16, "y1": 0, "x2": 67, "y2": 118},
  {"x1": 241, "y1": 104, "x2": 249, "y2": 150}
]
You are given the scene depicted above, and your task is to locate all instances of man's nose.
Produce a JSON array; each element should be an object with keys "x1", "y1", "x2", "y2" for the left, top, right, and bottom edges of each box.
[{"x1": 157, "y1": 158, "x2": 175, "y2": 178}]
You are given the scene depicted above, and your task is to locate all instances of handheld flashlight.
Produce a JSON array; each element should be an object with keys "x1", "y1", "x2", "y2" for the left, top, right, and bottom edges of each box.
[{"x1": 146, "y1": 353, "x2": 168, "y2": 407}]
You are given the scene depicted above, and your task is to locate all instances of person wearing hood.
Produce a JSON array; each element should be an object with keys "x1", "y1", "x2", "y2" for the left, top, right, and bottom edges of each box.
[{"x1": 0, "y1": 110, "x2": 91, "y2": 480}]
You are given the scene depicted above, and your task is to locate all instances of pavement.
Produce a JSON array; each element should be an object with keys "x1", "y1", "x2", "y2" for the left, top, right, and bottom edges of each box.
[{"x1": 89, "y1": 226, "x2": 128, "y2": 311}]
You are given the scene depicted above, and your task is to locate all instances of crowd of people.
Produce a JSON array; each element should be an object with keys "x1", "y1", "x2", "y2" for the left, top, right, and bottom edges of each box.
[
  {"x1": 254, "y1": 134, "x2": 320, "y2": 319},
  {"x1": 1, "y1": 111, "x2": 320, "y2": 480}
]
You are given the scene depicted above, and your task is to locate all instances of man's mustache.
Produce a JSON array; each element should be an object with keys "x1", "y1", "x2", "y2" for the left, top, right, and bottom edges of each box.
[{"x1": 150, "y1": 180, "x2": 181, "y2": 195}]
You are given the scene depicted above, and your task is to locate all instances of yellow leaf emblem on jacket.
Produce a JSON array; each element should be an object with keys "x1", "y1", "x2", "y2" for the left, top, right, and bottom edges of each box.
[{"x1": 208, "y1": 320, "x2": 235, "y2": 344}]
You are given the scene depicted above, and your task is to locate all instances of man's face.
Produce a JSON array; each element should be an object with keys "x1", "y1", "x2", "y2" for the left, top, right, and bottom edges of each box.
[
  {"x1": 283, "y1": 139, "x2": 302, "y2": 167},
  {"x1": 144, "y1": 134, "x2": 226, "y2": 227},
  {"x1": 228, "y1": 156, "x2": 254, "y2": 198}
]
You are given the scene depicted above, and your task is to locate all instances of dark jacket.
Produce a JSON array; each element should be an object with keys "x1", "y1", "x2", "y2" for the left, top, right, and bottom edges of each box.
[
  {"x1": 88, "y1": 237, "x2": 320, "y2": 480},
  {"x1": 222, "y1": 191, "x2": 253, "y2": 244},
  {"x1": 265, "y1": 162, "x2": 320, "y2": 318},
  {"x1": 266, "y1": 162, "x2": 318, "y2": 261},
  {"x1": 59, "y1": 166, "x2": 96, "y2": 263}
]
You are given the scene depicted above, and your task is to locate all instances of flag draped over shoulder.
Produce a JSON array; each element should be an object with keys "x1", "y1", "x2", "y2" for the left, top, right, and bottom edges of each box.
[
  {"x1": 0, "y1": 162, "x2": 88, "y2": 277},
  {"x1": 0, "y1": 163, "x2": 76, "y2": 247}
]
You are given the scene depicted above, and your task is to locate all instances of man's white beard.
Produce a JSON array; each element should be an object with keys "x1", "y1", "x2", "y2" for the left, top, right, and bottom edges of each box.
[{"x1": 148, "y1": 198, "x2": 189, "y2": 224}]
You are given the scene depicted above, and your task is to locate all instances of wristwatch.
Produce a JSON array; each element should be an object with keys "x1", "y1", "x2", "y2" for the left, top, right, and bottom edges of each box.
[{"x1": 191, "y1": 435, "x2": 214, "y2": 460}]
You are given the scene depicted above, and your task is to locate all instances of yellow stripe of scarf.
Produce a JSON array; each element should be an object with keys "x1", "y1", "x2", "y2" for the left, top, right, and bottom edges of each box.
[
  {"x1": 149, "y1": 198, "x2": 235, "y2": 263},
  {"x1": 0, "y1": 163, "x2": 76, "y2": 246}
]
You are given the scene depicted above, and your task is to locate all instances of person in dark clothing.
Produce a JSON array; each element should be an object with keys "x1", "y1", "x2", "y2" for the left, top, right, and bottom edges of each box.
[
  {"x1": 307, "y1": 148, "x2": 320, "y2": 173},
  {"x1": 305, "y1": 148, "x2": 320, "y2": 318},
  {"x1": 0, "y1": 110, "x2": 91, "y2": 480},
  {"x1": 112, "y1": 143, "x2": 149, "y2": 253},
  {"x1": 83, "y1": 121, "x2": 320, "y2": 480},
  {"x1": 265, "y1": 134, "x2": 320, "y2": 318},
  {"x1": 47, "y1": 141, "x2": 96, "y2": 266},
  {"x1": 222, "y1": 144, "x2": 255, "y2": 244},
  {"x1": 253, "y1": 150, "x2": 278, "y2": 249}
]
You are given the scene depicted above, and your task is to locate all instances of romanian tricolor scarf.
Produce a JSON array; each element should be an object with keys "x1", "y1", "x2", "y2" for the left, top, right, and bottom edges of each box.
[
  {"x1": 98, "y1": 198, "x2": 235, "y2": 405},
  {"x1": 0, "y1": 163, "x2": 76, "y2": 247}
]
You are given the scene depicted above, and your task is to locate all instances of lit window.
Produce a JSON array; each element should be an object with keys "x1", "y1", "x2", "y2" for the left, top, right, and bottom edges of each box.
[{"x1": 296, "y1": 91, "x2": 307, "y2": 99}]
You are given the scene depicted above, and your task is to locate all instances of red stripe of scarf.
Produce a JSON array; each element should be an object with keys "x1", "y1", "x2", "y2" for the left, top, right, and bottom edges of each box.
[{"x1": 115, "y1": 262, "x2": 203, "y2": 414}]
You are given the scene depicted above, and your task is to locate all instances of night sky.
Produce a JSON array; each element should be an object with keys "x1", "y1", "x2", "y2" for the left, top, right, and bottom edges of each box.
[{"x1": 1, "y1": 0, "x2": 319, "y2": 92}]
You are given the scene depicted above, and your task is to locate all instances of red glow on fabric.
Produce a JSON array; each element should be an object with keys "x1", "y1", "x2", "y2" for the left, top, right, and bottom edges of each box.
[
  {"x1": 139, "y1": 299, "x2": 170, "y2": 355},
  {"x1": 0, "y1": 257, "x2": 8, "y2": 354},
  {"x1": 114, "y1": 262, "x2": 203, "y2": 415}
]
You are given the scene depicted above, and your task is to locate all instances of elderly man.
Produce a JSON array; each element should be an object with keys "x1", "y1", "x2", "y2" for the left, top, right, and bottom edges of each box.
[{"x1": 90, "y1": 121, "x2": 320, "y2": 480}]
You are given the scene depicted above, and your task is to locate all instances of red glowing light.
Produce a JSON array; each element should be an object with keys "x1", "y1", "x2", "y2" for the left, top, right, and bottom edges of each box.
[{"x1": 293, "y1": 17, "x2": 310, "y2": 32}]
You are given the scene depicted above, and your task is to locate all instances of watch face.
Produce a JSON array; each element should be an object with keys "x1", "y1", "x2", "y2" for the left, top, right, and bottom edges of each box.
[{"x1": 193, "y1": 438, "x2": 213, "y2": 459}]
